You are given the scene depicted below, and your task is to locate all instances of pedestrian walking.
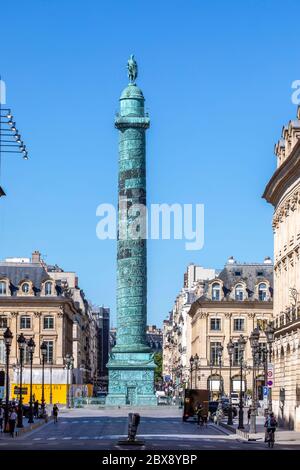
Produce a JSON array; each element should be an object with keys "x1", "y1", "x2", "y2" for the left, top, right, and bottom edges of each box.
[
  {"x1": 52, "y1": 404, "x2": 59, "y2": 423},
  {"x1": 247, "y1": 406, "x2": 252, "y2": 425},
  {"x1": 195, "y1": 403, "x2": 203, "y2": 426},
  {"x1": 9, "y1": 408, "x2": 17, "y2": 438},
  {"x1": 34, "y1": 400, "x2": 39, "y2": 418}
]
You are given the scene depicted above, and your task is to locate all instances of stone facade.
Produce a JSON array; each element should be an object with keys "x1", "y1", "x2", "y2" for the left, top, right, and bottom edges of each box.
[
  {"x1": 263, "y1": 106, "x2": 300, "y2": 430},
  {"x1": 189, "y1": 259, "x2": 273, "y2": 397},
  {"x1": 0, "y1": 252, "x2": 99, "y2": 404},
  {"x1": 163, "y1": 264, "x2": 216, "y2": 393}
]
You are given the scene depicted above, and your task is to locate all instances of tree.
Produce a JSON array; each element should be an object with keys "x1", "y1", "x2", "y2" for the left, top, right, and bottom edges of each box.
[{"x1": 154, "y1": 352, "x2": 163, "y2": 383}]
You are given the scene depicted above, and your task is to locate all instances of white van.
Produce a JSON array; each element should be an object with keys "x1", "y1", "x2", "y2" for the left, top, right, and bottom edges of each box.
[{"x1": 231, "y1": 392, "x2": 239, "y2": 405}]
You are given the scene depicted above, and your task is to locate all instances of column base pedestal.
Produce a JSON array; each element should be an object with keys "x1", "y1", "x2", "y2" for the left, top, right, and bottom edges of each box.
[{"x1": 106, "y1": 350, "x2": 157, "y2": 406}]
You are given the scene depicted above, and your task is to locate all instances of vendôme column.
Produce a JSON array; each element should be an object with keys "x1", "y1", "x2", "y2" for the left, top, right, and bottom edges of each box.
[{"x1": 106, "y1": 56, "x2": 156, "y2": 406}]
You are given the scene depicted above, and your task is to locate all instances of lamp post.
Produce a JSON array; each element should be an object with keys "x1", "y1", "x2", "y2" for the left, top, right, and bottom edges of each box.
[
  {"x1": 17, "y1": 333, "x2": 26, "y2": 428},
  {"x1": 65, "y1": 354, "x2": 74, "y2": 408},
  {"x1": 40, "y1": 341, "x2": 47, "y2": 417},
  {"x1": 3, "y1": 327, "x2": 13, "y2": 432},
  {"x1": 209, "y1": 361, "x2": 213, "y2": 401},
  {"x1": 249, "y1": 327, "x2": 260, "y2": 433},
  {"x1": 265, "y1": 323, "x2": 275, "y2": 412},
  {"x1": 194, "y1": 353, "x2": 199, "y2": 389},
  {"x1": 227, "y1": 339, "x2": 234, "y2": 425},
  {"x1": 217, "y1": 344, "x2": 223, "y2": 409},
  {"x1": 189, "y1": 355, "x2": 194, "y2": 389},
  {"x1": 27, "y1": 337, "x2": 35, "y2": 424},
  {"x1": 237, "y1": 334, "x2": 247, "y2": 429},
  {"x1": 49, "y1": 360, "x2": 53, "y2": 405}
]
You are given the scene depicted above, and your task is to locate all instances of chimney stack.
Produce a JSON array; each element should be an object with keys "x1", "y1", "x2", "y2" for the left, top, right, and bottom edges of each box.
[{"x1": 31, "y1": 250, "x2": 41, "y2": 264}]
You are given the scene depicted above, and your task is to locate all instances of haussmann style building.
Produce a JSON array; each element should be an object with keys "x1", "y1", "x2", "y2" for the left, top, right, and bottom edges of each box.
[
  {"x1": 263, "y1": 105, "x2": 300, "y2": 430},
  {"x1": 187, "y1": 257, "x2": 273, "y2": 400}
]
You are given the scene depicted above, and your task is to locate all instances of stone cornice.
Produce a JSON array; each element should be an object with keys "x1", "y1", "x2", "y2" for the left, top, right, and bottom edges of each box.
[
  {"x1": 188, "y1": 299, "x2": 273, "y2": 319},
  {"x1": 263, "y1": 138, "x2": 300, "y2": 207},
  {"x1": 0, "y1": 296, "x2": 77, "y2": 314}
]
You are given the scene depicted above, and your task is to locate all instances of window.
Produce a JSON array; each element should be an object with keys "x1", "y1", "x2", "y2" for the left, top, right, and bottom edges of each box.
[
  {"x1": 20, "y1": 316, "x2": 31, "y2": 329},
  {"x1": 0, "y1": 281, "x2": 7, "y2": 295},
  {"x1": 235, "y1": 284, "x2": 244, "y2": 301},
  {"x1": 257, "y1": 319, "x2": 267, "y2": 331},
  {"x1": 233, "y1": 318, "x2": 244, "y2": 331},
  {"x1": 21, "y1": 283, "x2": 30, "y2": 294},
  {"x1": 24, "y1": 344, "x2": 31, "y2": 364},
  {"x1": 210, "y1": 318, "x2": 221, "y2": 331},
  {"x1": 43, "y1": 316, "x2": 54, "y2": 329},
  {"x1": 0, "y1": 339, "x2": 5, "y2": 363},
  {"x1": 212, "y1": 283, "x2": 221, "y2": 301},
  {"x1": 0, "y1": 316, "x2": 8, "y2": 328},
  {"x1": 258, "y1": 283, "x2": 267, "y2": 301},
  {"x1": 235, "y1": 271, "x2": 241, "y2": 276},
  {"x1": 44, "y1": 340, "x2": 54, "y2": 363},
  {"x1": 210, "y1": 342, "x2": 221, "y2": 366},
  {"x1": 45, "y1": 282, "x2": 52, "y2": 296},
  {"x1": 232, "y1": 342, "x2": 244, "y2": 366}
]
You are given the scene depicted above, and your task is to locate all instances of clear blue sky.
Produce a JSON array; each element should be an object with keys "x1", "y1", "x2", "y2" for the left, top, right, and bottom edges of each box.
[{"x1": 0, "y1": 0, "x2": 299, "y2": 326}]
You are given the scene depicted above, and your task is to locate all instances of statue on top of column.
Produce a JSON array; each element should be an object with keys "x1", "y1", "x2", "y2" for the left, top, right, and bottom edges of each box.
[{"x1": 127, "y1": 54, "x2": 138, "y2": 84}]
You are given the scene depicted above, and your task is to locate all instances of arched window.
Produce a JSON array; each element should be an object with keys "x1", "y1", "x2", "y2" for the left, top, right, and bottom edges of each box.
[
  {"x1": 45, "y1": 281, "x2": 52, "y2": 296},
  {"x1": 235, "y1": 284, "x2": 244, "y2": 301},
  {"x1": 258, "y1": 283, "x2": 267, "y2": 301},
  {"x1": 21, "y1": 283, "x2": 30, "y2": 294},
  {"x1": 212, "y1": 283, "x2": 221, "y2": 301},
  {"x1": 0, "y1": 281, "x2": 7, "y2": 295}
]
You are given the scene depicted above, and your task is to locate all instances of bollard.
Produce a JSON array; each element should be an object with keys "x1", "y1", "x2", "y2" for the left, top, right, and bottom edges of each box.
[{"x1": 118, "y1": 412, "x2": 144, "y2": 446}]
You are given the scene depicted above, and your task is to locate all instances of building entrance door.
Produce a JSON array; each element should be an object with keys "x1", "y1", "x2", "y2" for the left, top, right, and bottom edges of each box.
[{"x1": 126, "y1": 386, "x2": 136, "y2": 405}]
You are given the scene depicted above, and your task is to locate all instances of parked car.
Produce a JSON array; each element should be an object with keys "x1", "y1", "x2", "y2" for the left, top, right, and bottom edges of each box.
[
  {"x1": 230, "y1": 392, "x2": 239, "y2": 405},
  {"x1": 221, "y1": 398, "x2": 237, "y2": 417}
]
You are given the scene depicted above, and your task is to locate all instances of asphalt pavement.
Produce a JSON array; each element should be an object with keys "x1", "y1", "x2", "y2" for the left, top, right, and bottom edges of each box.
[{"x1": 0, "y1": 407, "x2": 299, "y2": 450}]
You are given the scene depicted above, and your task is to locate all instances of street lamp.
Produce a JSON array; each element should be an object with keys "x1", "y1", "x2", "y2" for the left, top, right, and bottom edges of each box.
[
  {"x1": 237, "y1": 334, "x2": 247, "y2": 430},
  {"x1": 194, "y1": 353, "x2": 199, "y2": 389},
  {"x1": 17, "y1": 333, "x2": 26, "y2": 428},
  {"x1": 40, "y1": 341, "x2": 47, "y2": 417},
  {"x1": 27, "y1": 337, "x2": 35, "y2": 424},
  {"x1": 249, "y1": 327, "x2": 260, "y2": 433},
  {"x1": 217, "y1": 344, "x2": 223, "y2": 409},
  {"x1": 227, "y1": 339, "x2": 234, "y2": 425},
  {"x1": 189, "y1": 355, "x2": 194, "y2": 389},
  {"x1": 265, "y1": 323, "x2": 275, "y2": 412},
  {"x1": 65, "y1": 353, "x2": 74, "y2": 408},
  {"x1": 0, "y1": 105, "x2": 29, "y2": 197},
  {"x1": 3, "y1": 327, "x2": 13, "y2": 432}
]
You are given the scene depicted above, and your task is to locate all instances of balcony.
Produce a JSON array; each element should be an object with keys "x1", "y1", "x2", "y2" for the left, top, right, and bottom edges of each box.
[{"x1": 274, "y1": 305, "x2": 300, "y2": 337}]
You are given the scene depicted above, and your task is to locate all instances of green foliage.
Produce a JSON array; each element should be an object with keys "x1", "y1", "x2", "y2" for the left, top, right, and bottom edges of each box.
[{"x1": 154, "y1": 352, "x2": 163, "y2": 382}]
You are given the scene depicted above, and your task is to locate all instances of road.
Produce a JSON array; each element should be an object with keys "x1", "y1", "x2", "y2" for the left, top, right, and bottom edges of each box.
[{"x1": 0, "y1": 408, "x2": 299, "y2": 450}]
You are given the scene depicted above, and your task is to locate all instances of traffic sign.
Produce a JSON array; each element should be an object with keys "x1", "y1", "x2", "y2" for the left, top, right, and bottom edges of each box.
[
  {"x1": 267, "y1": 363, "x2": 274, "y2": 388},
  {"x1": 263, "y1": 386, "x2": 268, "y2": 397}
]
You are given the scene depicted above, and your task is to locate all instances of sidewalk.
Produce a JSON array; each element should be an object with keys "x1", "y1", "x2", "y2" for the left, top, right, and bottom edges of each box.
[
  {"x1": 0, "y1": 408, "x2": 52, "y2": 439},
  {"x1": 220, "y1": 415, "x2": 300, "y2": 444}
]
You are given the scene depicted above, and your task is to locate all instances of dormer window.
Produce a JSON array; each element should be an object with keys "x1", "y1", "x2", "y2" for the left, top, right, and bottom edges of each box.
[
  {"x1": 235, "y1": 284, "x2": 244, "y2": 301},
  {"x1": 258, "y1": 283, "x2": 267, "y2": 301},
  {"x1": 212, "y1": 283, "x2": 221, "y2": 301},
  {"x1": 21, "y1": 283, "x2": 30, "y2": 294},
  {"x1": 0, "y1": 281, "x2": 7, "y2": 295},
  {"x1": 45, "y1": 281, "x2": 53, "y2": 296}
]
